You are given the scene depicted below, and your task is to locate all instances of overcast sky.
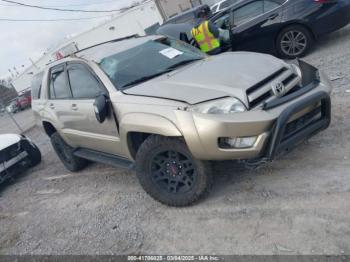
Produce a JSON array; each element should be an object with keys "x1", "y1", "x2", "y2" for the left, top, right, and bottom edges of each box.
[{"x1": 0, "y1": 0, "x2": 135, "y2": 79}]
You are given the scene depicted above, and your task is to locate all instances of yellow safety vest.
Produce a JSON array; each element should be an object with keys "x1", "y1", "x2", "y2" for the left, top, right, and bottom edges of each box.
[{"x1": 191, "y1": 21, "x2": 220, "y2": 53}]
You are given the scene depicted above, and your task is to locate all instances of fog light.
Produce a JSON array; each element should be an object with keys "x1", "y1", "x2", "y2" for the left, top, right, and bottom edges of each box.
[{"x1": 219, "y1": 136, "x2": 257, "y2": 149}]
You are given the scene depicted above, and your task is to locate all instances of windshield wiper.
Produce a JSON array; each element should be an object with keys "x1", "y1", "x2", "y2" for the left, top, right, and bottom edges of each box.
[
  {"x1": 122, "y1": 70, "x2": 172, "y2": 88},
  {"x1": 166, "y1": 59, "x2": 202, "y2": 71}
]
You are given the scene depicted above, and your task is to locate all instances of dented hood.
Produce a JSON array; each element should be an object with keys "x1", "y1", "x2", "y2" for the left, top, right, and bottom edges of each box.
[{"x1": 124, "y1": 52, "x2": 288, "y2": 105}]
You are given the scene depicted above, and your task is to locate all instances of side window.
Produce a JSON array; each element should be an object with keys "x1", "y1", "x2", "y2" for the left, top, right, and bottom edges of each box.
[
  {"x1": 49, "y1": 66, "x2": 71, "y2": 99},
  {"x1": 67, "y1": 64, "x2": 102, "y2": 99},
  {"x1": 221, "y1": 0, "x2": 237, "y2": 9},
  {"x1": 233, "y1": 1, "x2": 264, "y2": 26},
  {"x1": 213, "y1": 12, "x2": 230, "y2": 28},
  {"x1": 263, "y1": 0, "x2": 280, "y2": 12},
  {"x1": 211, "y1": 4, "x2": 219, "y2": 13},
  {"x1": 31, "y1": 72, "x2": 44, "y2": 100}
]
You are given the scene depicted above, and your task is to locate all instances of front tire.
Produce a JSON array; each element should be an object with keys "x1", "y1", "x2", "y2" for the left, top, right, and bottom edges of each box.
[
  {"x1": 276, "y1": 25, "x2": 314, "y2": 59},
  {"x1": 136, "y1": 136, "x2": 213, "y2": 207},
  {"x1": 50, "y1": 132, "x2": 88, "y2": 172}
]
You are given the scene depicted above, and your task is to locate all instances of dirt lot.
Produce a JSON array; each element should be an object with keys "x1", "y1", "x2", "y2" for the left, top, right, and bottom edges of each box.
[{"x1": 1, "y1": 25, "x2": 350, "y2": 255}]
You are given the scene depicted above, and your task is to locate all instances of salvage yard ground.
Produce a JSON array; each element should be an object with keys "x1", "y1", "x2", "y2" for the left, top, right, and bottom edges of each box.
[{"x1": 1, "y1": 25, "x2": 350, "y2": 255}]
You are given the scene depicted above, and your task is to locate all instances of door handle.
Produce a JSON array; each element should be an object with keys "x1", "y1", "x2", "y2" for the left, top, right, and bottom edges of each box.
[
  {"x1": 49, "y1": 103, "x2": 55, "y2": 109},
  {"x1": 268, "y1": 13, "x2": 278, "y2": 20},
  {"x1": 71, "y1": 104, "x2": 78, "y2": 111}
]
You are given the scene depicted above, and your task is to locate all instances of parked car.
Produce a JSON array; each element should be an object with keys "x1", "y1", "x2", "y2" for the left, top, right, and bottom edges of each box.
[
  {"x1": 210, "y1": 0, "x2": 239, "y2": 14},
  {"x1": 158, "y1": 0, "x2": 350, "y2": 58},
  {"x1": 0, "y1": 134, "x2": 41, "y2": 184},
  {"x1": 16, "y1": 91, "x2": 32, "y2": 110},
  {"x1": 32, "y1": 35, "x2": 332, "y2": 206},
  {"x1": 6, "y1": 100, "x2": 19, "y2": 114}
]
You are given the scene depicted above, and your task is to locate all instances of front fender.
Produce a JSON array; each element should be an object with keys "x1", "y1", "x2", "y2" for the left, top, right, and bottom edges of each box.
[{"x1": 119, "y1": 113, "x2": 182, "y2": 159}]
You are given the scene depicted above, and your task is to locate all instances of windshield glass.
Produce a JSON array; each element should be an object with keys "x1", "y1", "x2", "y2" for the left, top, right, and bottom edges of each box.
[{"x1": 99, "y1": 38, "x2": 206, "y2": 90}]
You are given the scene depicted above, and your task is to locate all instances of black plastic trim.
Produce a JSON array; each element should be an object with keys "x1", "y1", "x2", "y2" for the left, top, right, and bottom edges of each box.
[
  {"x1": 266, "y1": 91, "x2": 331, "y2": 160},
  {"x1": 263, "y1": 80, "x2": 319, "y2": 110},
  {"x1": 246, "y1": 67, "x2": 288, "y2": 95},
  {"x1": 73, "y1": 148, "x2": 134, "y2": 170}
]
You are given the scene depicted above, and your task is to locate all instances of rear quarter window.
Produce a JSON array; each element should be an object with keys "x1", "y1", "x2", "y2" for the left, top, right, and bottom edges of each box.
[{"x1": 31, "y1": 72, "x2": 44, "y2": 100}]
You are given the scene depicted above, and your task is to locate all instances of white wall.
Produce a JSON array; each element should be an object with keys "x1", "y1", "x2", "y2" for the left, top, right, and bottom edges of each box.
[
  {"x1": 12, "y1": 0, "x2": 163, "y2": 93},
  {"x1": 157, "y1": 0, "x2": 193, "y2": 19}
]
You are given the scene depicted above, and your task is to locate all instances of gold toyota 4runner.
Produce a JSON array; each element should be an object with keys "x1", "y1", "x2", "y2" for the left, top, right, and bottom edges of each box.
[{"x1": 32, "y1": 35, "x2": 332, "y2": 206}]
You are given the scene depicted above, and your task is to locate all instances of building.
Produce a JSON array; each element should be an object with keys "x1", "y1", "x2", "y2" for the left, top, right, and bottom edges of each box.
[
  {"x1": 12, "y1": 0, "x2": 163, "y2": 93},
  {"x1": 11, "y1": 0, "x2": 204, "y2": 93},
  {"x1": 155, "y1": 0, "x2": 203, "y2": 20}
]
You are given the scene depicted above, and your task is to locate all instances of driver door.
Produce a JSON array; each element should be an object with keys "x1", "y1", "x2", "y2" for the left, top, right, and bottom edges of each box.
[
  {"x1": 64, "y1": 62, "x2": 122, "y2": 155},
  {"x1": 228, "y1": 0, "x2": 283, "y2": 53}
]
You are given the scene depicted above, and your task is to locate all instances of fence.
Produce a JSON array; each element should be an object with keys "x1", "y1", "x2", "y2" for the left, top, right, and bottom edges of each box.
[{"x1": 0, "y1": 87, "x2": 35, "y2": 135}]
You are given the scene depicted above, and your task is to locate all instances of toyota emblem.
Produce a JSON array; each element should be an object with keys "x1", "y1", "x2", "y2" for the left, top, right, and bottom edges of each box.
[{"x1": 272, "y1": 82, "x2": 286, "y2": 97}]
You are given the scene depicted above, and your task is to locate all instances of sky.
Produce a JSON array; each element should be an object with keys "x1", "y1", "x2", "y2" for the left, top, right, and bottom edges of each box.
[{"x1": 0, "y1": 0, "x2": 135, "y2": 79}]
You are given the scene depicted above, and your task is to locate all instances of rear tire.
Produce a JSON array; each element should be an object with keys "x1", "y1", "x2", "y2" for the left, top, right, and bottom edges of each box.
[
  {"x1": 50, "y1": 132, "x2": 88, "y2": 172},
  {"x1": 276, "y1": 25, "x2": 314, "y2": 59},
  {"x1": 135, "y1": 136, "x2": 213, "y2": 207}
]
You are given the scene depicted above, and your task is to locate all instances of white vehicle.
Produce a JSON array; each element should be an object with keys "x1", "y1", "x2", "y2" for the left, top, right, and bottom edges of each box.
[
  {"x1": 0, "y1": 134, "x2": 41, "y2": 184},
  {"x1": 210, "y1": 0, "x2": 239, "y2": 14}
]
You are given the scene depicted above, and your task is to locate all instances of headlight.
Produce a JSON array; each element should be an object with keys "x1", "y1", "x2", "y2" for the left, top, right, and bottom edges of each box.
[{"x1": 187, "y1": 97, "x2": 246, "y2": 114}]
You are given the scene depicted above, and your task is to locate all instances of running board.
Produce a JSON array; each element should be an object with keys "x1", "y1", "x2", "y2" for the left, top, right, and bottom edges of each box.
[{"x1": 73, "y1": 148, "x2": 135, "y2": 170}]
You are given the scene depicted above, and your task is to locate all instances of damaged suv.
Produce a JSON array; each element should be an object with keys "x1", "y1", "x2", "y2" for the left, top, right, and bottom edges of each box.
[{"x1": 32, "y1": 35, "x2": 332, "y2": 206}]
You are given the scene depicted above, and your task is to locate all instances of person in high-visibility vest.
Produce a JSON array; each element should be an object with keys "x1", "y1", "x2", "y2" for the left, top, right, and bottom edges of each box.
[{"x1": 191, "y1": 6, "x2": 221, "y2": 55}]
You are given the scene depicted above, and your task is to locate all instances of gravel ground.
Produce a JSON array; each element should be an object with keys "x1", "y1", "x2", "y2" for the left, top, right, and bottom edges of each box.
[
  {"x1": 0, "y1": 109, "x2": 35, "y2": 134},
  {"x1": 0, "y1": 25, "x2": 350, "y2": 255}
]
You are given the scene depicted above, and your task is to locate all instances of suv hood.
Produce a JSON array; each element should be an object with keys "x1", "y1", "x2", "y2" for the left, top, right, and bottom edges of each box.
[{"x1": 123, "y1": 52, "x2": 289, "y2": 105}]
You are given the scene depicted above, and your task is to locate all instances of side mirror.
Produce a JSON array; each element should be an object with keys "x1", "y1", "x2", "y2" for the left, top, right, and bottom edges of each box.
[{"x1": 93, "y1": 94, "x2": 108, "y2": 123}]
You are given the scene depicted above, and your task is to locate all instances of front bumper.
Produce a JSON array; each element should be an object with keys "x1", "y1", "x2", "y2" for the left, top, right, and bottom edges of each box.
[
  {"x1": 175, "y1": 69, "x2": 332, "y2": 161},
  {"x1": 0, "y1": 136, "x2": 31, "y2": 182}
]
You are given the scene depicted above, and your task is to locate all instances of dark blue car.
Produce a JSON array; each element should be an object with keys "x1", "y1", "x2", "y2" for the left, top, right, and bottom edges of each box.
[{"x1": 158, "y1": 0, "x2": 350, "y2": 58}]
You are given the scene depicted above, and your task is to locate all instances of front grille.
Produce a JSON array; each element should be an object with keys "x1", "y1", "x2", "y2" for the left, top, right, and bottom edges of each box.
[{"x1": 247, "y1": 67, "x2": 301, "y2": 109}]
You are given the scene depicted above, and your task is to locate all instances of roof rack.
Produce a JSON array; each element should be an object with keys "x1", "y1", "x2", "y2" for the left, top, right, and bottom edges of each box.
[
  {"x1": 75, "y1": 34, "x2": 139, "y2": 55},
  {"x1": 46, "y1": 34, "x2": 139, "y2": 66}
]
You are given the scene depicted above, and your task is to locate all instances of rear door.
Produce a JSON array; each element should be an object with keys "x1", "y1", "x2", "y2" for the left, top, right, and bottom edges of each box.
[
  {"x1": 46, "y1": 64, "x2": 75, "y2": 144},
  {"x1": 230, "y1": 0, "x2": 283, "y2": 53},
  {"x1": 65, "y1": 62, "x2": 121, "y2": 155}
]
